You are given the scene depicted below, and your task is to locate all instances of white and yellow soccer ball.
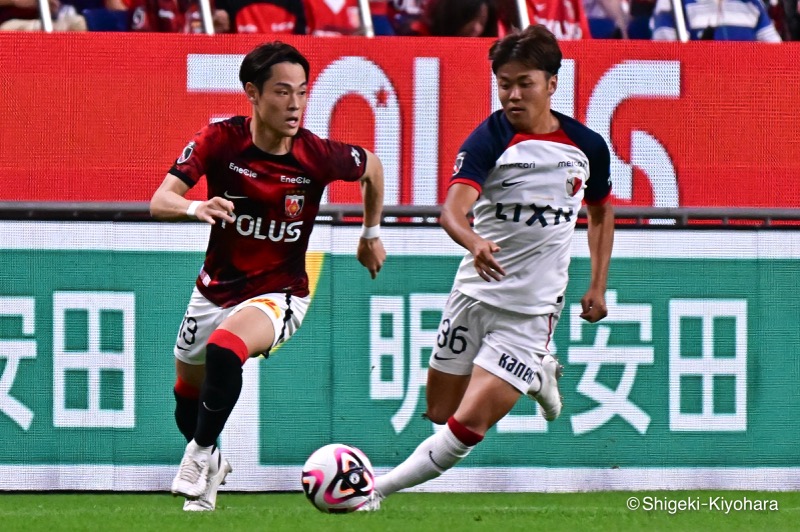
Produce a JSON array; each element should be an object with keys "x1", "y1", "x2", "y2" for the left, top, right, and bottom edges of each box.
[{"x1": 301, "y1": 443, "x2": 375, "y2": 513}]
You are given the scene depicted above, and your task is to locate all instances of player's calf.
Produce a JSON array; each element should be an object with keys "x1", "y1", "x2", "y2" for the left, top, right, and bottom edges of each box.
[{"x1": 371, "y1": 416, "x2": 484, "y2": 507}]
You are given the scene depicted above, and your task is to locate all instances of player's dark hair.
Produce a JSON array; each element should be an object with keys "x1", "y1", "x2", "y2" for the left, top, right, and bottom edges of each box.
[
  {"x1": 489, "y1": 24, "x2": 562, "y2": 77},
  {"x1": 239, "y1": 42, "x2": 310, "y2": 93}
]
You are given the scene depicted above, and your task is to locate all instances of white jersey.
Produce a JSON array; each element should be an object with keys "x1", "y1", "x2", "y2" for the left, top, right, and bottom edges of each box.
[{"x1": 450, "y1": 110, "x2": 612, "y2": 315}]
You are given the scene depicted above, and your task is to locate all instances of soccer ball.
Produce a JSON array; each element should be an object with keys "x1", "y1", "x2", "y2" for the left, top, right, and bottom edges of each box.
[{"x1": 301, "y1": 443, "x2": 375, "y2": 513}]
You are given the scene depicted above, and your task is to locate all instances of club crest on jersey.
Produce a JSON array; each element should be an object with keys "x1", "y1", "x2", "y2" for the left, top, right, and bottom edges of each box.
[
  {"x1": 177, "y1": 141, "x2": 195, "y2": 164},
  {"x1": 453, "y1": 151, "x2": 466, "y2": 176},
  {"x1": 566, "y1": 173, "x2": 584, "y2": 197},
  {"x1": 285, "y1": 194, "x2": 305, "y2": 218}
]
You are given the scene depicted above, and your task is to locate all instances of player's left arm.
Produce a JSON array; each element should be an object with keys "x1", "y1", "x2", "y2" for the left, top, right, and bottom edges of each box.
[
  {"x1": 578, "y1": 131, "x2": 614, "y2": 322},
  {"x1": 356, "y1": 149, "x2": 386, "y2": 279},
  {"x1": 581, "y1": 201, "x2": 614, "y2": 322}
]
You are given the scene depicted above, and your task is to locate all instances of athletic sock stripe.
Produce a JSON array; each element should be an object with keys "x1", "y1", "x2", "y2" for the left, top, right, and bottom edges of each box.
[
  {"x1": 207, "y1": 329, "x2": 249, "y2": 364},
  {"x1": 175, "y1": 376, "x2": 200, "y2": 399},
  {"x1": 447, "y1": 416, "x2": 484, "y2": 446}
]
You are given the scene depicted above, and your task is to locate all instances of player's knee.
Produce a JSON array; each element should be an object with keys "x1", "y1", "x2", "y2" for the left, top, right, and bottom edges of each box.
[
  {"x1": 174, "y1": 376, "x2": 200, "y2": 400},
  {"x1": 448, "y1": 416, "x2": 484, "y2": 446},
  {"x1": 423, "y1": 407, "x2": 452, "y2": 426},
  {"x1": 205, "y1": 343, "x2": 244, "y2": 385},
  {"x1": 207, "y1": 329, "x2": 249, "y2": 365}
]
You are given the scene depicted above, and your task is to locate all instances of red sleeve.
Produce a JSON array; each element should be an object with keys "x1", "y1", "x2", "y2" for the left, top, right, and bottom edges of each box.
[
  {"x1": 293, "y1": 129, "x2": 367, "y2": 185},
  {"x1": 169, "y1": 124, "x2": 221, "y2": 187},
  {"x1": 316, "y1": 138, "x2": 368, "y2": 185}
]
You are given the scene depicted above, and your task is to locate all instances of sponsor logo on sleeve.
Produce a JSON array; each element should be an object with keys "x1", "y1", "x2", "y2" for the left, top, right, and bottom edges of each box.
[
  {"x1": 453, "y1": 151, "x2": 466, "y2": 176},
  {"x1": 350, "y1": 147, "x2": 362, "y2": 167},
  {"x1": 177, "y1": 141, "x2": 196, "y2": 164}
]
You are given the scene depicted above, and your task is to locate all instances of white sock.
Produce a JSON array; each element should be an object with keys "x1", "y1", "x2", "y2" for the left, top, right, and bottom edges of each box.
[
  {"x1": 187, "y1": 439, "x2": 212, "y2": 458},
  {"x1": 375, "y1": 424, "x2": 475, "y2": 497}
]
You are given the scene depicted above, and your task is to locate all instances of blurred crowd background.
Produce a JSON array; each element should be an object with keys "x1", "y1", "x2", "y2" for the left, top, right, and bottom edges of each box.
[{"x1": 0, "y1": 0, "x2": 795, "y2": 42}]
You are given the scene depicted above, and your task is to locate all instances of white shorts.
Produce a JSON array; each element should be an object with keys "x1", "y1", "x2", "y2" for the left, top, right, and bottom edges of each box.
[
  {"x1": 428, "y1": 290, "x2": 564, "y2": 394},
  {"x1": 173, "y1": 286, "x2": 310, "y2": 365}
]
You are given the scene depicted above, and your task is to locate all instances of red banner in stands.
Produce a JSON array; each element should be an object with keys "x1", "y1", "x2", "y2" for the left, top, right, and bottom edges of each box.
[{"x1": 0, "y1": 34, "x2": 798, "y2": 207}]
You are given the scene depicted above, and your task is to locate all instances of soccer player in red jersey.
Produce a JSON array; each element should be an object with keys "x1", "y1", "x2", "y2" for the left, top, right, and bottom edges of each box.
[{"x1": 150, "y1": 41, "x2": 386, "y2": 511}]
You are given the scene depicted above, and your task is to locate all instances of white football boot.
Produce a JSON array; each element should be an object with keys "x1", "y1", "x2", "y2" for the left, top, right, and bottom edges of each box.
[
  {"x1": 184, "y1": 448, "x2": 233, "y2": 511},
  {"x1": 356, "y1": 491, "x2": 384, "y2": 512},
  {"x1": 171, "y1": 440, "x2": 211, "y2": 499},
  {"x1": 529, "y1": 354, "x2": 563, "y2": 421}
]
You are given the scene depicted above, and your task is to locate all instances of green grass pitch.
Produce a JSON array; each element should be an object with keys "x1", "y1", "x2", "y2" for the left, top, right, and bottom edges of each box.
[{"x1": 0, "y1": 491, "x2": 798, "y2": 531}]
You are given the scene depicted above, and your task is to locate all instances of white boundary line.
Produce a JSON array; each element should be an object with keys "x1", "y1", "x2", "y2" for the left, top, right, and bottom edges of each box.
[{"x1": 1, "y1": 465, "x2": 800, "y2": 492}]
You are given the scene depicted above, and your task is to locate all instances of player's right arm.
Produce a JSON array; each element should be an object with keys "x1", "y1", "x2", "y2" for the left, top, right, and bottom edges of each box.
[
  {"x1": 150, "y1": 173, "x2": 235, "y2": 225},
  {"x1": 440, "y1": 184, "x2": 506, "y2": 282},
  {"x1": 442, "y1": 114, "x2": 509, "y2": 282}
]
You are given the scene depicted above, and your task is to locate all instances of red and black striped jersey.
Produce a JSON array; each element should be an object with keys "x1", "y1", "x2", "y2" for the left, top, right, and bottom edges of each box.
[{"x1": 170, "y1": 115, "x2": 366, "y2": 307}]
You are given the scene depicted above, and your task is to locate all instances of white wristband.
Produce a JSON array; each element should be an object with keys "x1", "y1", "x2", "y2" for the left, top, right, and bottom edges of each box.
[
  {"x1": 361, "y1": 224, "x2": 381, "y2": 239},
  {"x1": 186, "y1": 201, "x2": 202, "y2": 218}
]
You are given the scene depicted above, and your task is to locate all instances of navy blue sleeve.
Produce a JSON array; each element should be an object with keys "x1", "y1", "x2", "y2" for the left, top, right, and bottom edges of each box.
[
  {"x1": 558, "y1": 112, "x2": 612, "y2": 205},
  {"x1": 584, "y1": 138, "x2": 612, "y2": 204},
  {"x1": 450, "y1": 111, "x2": 514, "y2": 193}
]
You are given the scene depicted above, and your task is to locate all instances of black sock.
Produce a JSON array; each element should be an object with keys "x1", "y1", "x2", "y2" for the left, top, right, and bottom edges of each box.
[
  {"x1": 194, "y1": 343, "x2": 243, "y2": 447},
  {"x1": 173, "y1": 388, "x2": 199, "y2": 442}
]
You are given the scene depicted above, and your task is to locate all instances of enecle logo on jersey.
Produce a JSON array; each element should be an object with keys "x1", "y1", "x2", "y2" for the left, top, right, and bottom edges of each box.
[
  {"x1": 229, "y1": 162, "x2": 258, "y2": 178},
  {"x1": 280, "y1": 175, "x2": 311, "y2": 185},
  {"x1": 494, "y1": 202, "x2": 574, "y2": 227}
]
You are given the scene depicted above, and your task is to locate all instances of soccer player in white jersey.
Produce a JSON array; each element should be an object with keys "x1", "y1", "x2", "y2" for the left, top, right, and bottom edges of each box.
[{"x1": 360, "y1": 24, "x2": 614, "y2": 511}]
